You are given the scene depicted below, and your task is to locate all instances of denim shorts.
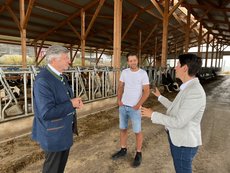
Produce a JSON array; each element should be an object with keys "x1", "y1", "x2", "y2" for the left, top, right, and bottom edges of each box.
[{"x1": 119, "y1": 105, "x2": 141, "y2": 133}]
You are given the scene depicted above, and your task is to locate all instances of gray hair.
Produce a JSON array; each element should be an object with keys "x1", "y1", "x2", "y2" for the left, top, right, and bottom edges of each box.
[{"x1": 46, "y1": 45, "x2": 69, "y2": 63}]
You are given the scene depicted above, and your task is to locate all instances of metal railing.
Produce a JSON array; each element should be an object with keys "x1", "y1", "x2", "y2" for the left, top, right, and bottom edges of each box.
[
  {"x1": 0, "y1": 65, "x2": 220, "y2": 122},
  {"x1": 0, "y1": 66, "x2": 118, "y2": 122}
]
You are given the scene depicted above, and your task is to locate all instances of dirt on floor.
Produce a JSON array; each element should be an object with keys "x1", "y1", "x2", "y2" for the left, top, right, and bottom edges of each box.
[{"x1": 1, "y1": 76, "x2": 230, "y2": 173}]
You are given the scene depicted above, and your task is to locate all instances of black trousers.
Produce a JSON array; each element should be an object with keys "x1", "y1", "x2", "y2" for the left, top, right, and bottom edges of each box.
[{"x1": 43, "y1": 149, "x2": 70, "y2": 173}]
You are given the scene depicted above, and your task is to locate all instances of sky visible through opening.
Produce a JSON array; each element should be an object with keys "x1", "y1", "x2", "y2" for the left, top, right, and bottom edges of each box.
[{"x1": 167, "y1": 45, "x2": 230, "y2": 72}]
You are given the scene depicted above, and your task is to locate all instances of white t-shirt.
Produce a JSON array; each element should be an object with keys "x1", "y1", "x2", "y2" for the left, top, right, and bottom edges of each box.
[{"x1": 120, "y1": 68, "x2": 149, "y2": 106}]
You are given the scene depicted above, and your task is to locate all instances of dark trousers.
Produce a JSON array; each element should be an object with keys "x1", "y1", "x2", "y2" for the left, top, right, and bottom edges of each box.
[
  {"x1": 167, "y1": 132, "x2": 198, "y2": 173},
  {"x1": 43, "y1": 149, "x2": 70, "y2": 173}
]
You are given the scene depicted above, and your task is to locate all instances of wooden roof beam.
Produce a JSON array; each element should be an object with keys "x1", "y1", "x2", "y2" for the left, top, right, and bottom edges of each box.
[
  {"x1": 184, "y1": 9, "x2": 190, "y2": 53},
  {"x1": 86, "y1": 14, "x2": 113, "y2": 19},
  {"x1": 5, "y1": 5, "x2": 21, "y2": 31},
  {"x1": 67, "y1": 22, "x2": 81, "y2": 40},
  {"x1": 127, "y1": 0, "x2": 162, "y2": 20},
  {"x1": 127, "y1": 0, "x2": 185, "y2": 35},
  {"x1": 85, "y1": 0, "x2": 105, "y2": 38},
  {"x1": 172, "y1": 11, "x2": 184, "y2": 26},
  {"x1": 168, "y1": 0, "x2": 184, "y2": 18},
  {"x1": 71, "y1": 44, "x2": 80, "y2": 63},
  {"x1": 0, "y1": 5, "x2": 6, "y2": 13},
  {"x1": 191, "y1": 8, "x2": 212, "y2": 30},
  {"x1": 34, "y1": 1, "x2": 70, "y2": 17},
  {"x1": 223, "y1": 10, "x2": 230, "y2": 31},
  {"x1": 23, "y1": 0, "x2": 35, "y2": 29},
  {"x1": 150, "y1": 0, "x2": 163, "y2": 16},
  {"x1": 35, "y1": 40, "x2": 45, "y2": 63},
  {"x1": 0, "y1": 0, "x2": 13, "y2": 13},
  {"x1": 96, "y1": 48, "x2": 105, "y2": 65},
  {"x1": 33, "y1": 0, "x2": 99, "y2": 44},
  {"x1": 203, "y1": 18, "x2": 230, "y2": 24},
  {"x1": 122, "y1": 12, "x2": 139, "y2": 40},
  {"x1": 182, "y1": 3, "x2": 230, "y2": 12},
  {"x1": 141, "y1": 24, "x2": 158, "y2": 48},
  {"x1": 59, "y1": 0, "x2": 82, "y2": 9}
]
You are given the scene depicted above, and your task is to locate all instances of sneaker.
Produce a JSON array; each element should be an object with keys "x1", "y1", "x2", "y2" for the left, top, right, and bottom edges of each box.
[
  {"x1": 112, "y1": 148, "x2": 127, "y2": 160},
  {"x1": 133, "y1": 152, "x2": 142, "y2": 167}
]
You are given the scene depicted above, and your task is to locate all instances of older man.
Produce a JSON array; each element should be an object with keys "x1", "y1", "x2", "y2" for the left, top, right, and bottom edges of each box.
[{"x1": 32, "y1": 45, "x2": 83, "y2": 173}]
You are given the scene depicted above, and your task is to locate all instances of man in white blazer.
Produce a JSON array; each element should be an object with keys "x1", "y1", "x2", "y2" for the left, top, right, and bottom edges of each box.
[{"x1": 141, "y1": 54, "x2": 206, "y2": 173}]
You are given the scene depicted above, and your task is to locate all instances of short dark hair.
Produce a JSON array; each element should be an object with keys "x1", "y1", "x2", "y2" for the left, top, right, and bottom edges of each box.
[
  {"x1": 178, "y1": 53, "x2": 202, "y2": 76},
  {"x1": 126, "y1": 52, "x2": 138, "y2": 61}
]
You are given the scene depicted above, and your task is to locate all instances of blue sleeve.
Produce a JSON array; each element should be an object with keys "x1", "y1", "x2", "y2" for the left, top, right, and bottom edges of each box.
[{"x1": 34, "y1": 78, "x2": 75, "y2": 120}]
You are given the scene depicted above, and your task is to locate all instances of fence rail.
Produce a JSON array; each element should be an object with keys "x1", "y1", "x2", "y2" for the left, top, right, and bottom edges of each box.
[{"x1": 0, "y1": 65, "x2": 220, "y2": 122}]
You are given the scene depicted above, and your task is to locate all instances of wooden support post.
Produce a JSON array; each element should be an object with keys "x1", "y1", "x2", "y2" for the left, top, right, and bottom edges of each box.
[
  {"x1": 70, "y1": 46, "x2": 73, "y2": 67},
  {"x1": 34, "y1": 43, "x2": 37, "y2": 63},
  {"x1": 151, "y1": 0, "x2": 183, "y2": 67},
  {"x1": 184, "y1": 9, "x2": 190, "y2": 53},
  {"x1": 20, "y1": 0, "x2": 27, "y2": 68},
  {"x1": 138, "y1": 30, "x2": 142, "y2": 65},
  {"x1": 96, "y1": 49, "x2": 98, "y2": 63},
  {"x1": 161, "y1": 0, "x2": 169, "y2": 68},
  {"x1": 174, "y1": 43, "x2": 177, "y2": 67},
  {"x1": 210, "y1": 38, "x2": 215, "y2": 68},
  {"x1": 218, "y1": 43, "x2": 222, "y2": 68},
  {"x1": 113, "y1": 0, "x2": 122, "y2": 69},
  {"x1": 215, "y1": 41, "x2": 219, "y2": 68},
  {"x1": 205, "y1": 33, "x2": 209, "y2": 67},
  {"x1": 154, "y1": 37, "x2": 157, "y2": 67},
  {"x1": 197, "y1": 22, "x2": 202, "y2": 57},
  {"x1": 113, "y1": 0, "x2": 122, "y2": 91},
  {"x1": 81, "y1": 9, "x2": 85, "y2": 66}
]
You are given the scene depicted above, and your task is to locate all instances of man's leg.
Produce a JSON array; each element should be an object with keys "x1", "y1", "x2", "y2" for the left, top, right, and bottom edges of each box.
[
  {"x1": 112, "y1": 106, "x2": 128, "y2": 159},
  {"x1": 58, "y1": 149, "x2": 70, "y2": 173},
  {"x1": 43, "y1": 149, "x2": 69, "y2": 173},
  {"x1": 43, "y1": 151, "x2": 60, "y2": 173},
  {"x1": 119, "y1": 106, "x2": 128, "y2": 148},
  {"x1": 130, "y1": 108, "x2": 142, "y2": 167},
  {"x1": 135, "y1": 132, "x2": 143, "y2": 152},
  {"x1": 120, "y1": 129, "x2": 128, "y2": 148}
]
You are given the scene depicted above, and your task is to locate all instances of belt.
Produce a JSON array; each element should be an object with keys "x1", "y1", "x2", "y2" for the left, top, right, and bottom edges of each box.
[{"x1": 124, "y1": 105, "x2": 132, "y2": 107}]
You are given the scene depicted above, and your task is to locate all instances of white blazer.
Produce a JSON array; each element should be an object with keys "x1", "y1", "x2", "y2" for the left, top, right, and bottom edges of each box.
[{"x1": 151, "y1": 78, "x2": 206, "y2": 147}]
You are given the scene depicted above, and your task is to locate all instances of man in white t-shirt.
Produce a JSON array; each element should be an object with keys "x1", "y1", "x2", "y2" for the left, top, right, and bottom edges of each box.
[{"x1": 112, "y1": 53, "x2": 150, "y2": 167}]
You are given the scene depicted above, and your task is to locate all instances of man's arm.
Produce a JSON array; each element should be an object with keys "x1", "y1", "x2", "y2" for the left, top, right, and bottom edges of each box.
[
  {"x1": 133, "y1": 84, "x2": 150, "y2": 110},
  {"x1": 117, "y1": 81, "x2": 124, "y2": 106}
]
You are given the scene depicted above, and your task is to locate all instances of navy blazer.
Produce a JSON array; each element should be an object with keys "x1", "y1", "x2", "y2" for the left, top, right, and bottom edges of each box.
[{"x1": 32, "y1": 67, "x2": 76, "y2": 152}]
